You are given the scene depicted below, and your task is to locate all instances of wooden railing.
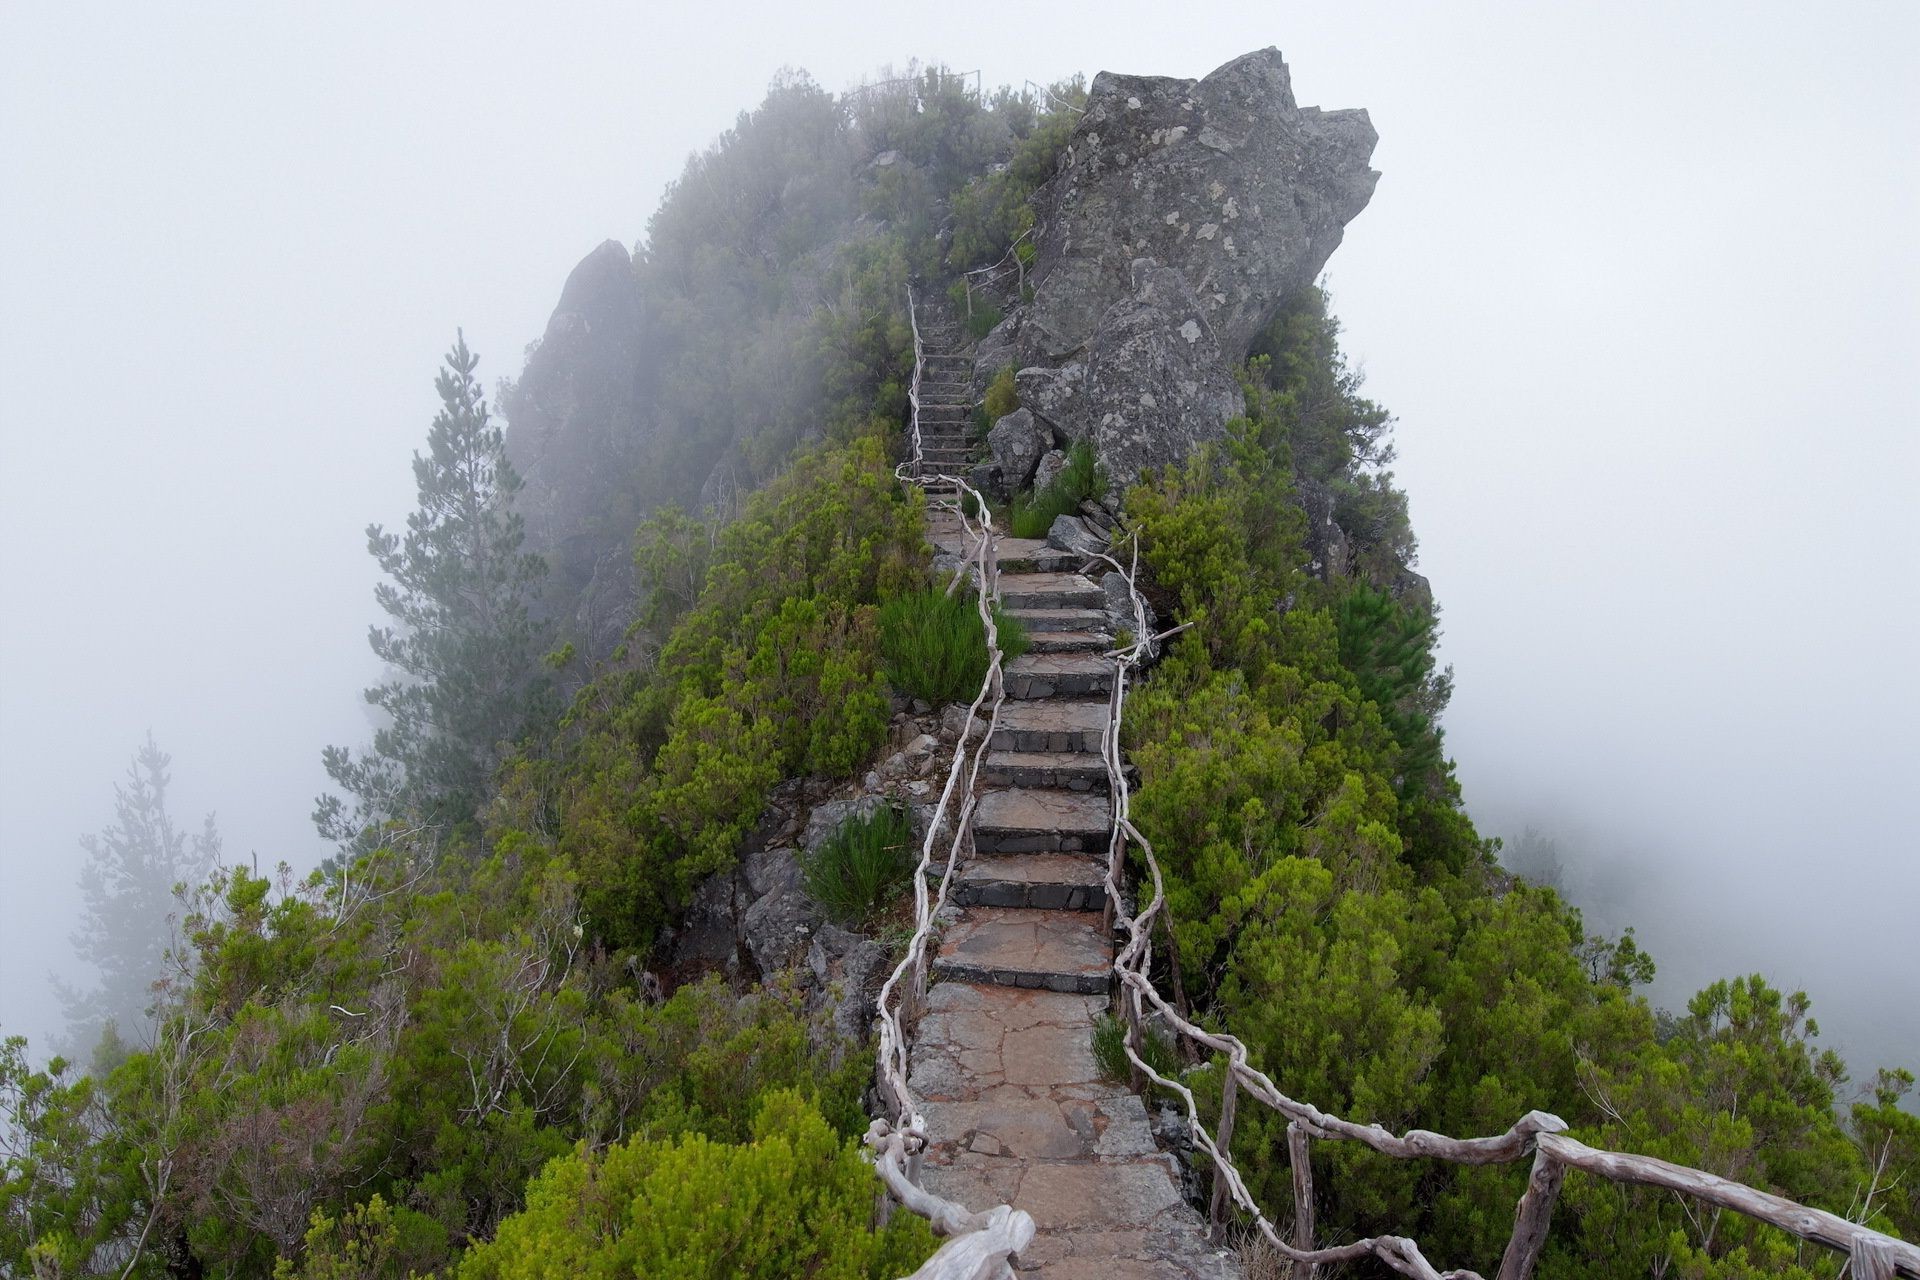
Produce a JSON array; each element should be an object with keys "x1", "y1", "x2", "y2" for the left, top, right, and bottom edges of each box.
[
  {"x1": 1088, "y1": 539, "x2": 1920, "y2": 1280},
  {"x1": 867, "y1": 287, "x2": 1034, "y2": 1279}
]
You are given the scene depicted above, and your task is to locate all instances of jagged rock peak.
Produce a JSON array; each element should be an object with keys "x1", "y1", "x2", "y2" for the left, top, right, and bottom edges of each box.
[
  {"x1": 502, "y1": 239, "x2": 649, "y2": 656},
  {"x1": 549, "y1": 239, "x2": 639, "y2": 334},
  {"x1": 1024, "y1": 47, "x2": 1378, "y2": 365}
]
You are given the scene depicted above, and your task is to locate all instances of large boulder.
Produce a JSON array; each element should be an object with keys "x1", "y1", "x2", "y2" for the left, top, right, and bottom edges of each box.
[
  {"x1": 1023, "y1": 48, "x2": 1378, "y2": 364},
  {"x1": 985, "y1": 408, "x2": 1050, "y2": 494}
]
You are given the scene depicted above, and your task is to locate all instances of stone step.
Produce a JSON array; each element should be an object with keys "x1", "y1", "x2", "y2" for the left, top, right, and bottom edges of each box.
[
  {"x1": 940, "y1": 853, "x2": 1107, "y2": 911},
  {"x1": 993, "y1": 535, "x2": 1086, "y2": 573},
  {"x1": 974, "y1": 788, "x2": 1111, "y2": 854},
  {"x1": 932, "y1": 906, "x2": 1111, "y2": 994},
  {"x1": 1004, "y1": 606, "x2": 1111, "y2": 633},
  {"x1": 990, "y1": 699, "x2": 1108, "y2": 754},
  {"x1": 1024, "y1": 630, "x2": 1111, "y2": 654},
  {"x1": 982, "y1": 749, "x2": 1112, "y2": 791},
  {"x1": 997, "y1": 571, "x2": 1107, "y2": 612},
  {"x1": 1006, "y1": 651, "x2": 1114, "y2": 699}
]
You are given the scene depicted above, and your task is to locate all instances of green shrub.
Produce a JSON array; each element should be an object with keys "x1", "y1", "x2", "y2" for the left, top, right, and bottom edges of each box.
[
  {"x1": 877, "y1": 586, "x2": 1028, "y2": 705},
  {"x1": 461, "y1": 1090, "x2": 936, "y2": 1280},
  {"x1": 1009, "y1": 441, "x2": 1104, "y2": 538},
  {"x1": 982, "y1": 365, "x2": 1018, "y2": 423},
  {"x1": 801, "y1": 805, "x2": 917, "y2": 925},
  {"x1": 964, "y1": 301, "x2": 1003, "y2": 340}
]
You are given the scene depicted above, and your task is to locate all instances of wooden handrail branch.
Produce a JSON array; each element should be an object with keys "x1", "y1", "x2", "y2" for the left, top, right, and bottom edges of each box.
[
  {"x1": 1082, "y1": 538, "x2": 1920, "y2": 1280},
  {"x1": 958, "y1": 227, "x2": 1036, "y2": 319},
  {"x1": 870, "y1": 287, "x2": 1035, "y2": 1280}
]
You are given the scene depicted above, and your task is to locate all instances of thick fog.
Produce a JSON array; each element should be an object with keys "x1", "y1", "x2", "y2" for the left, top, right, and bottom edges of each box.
[{"x1": 3, "y1": 2, "x2": 1913, "y2": 1082}]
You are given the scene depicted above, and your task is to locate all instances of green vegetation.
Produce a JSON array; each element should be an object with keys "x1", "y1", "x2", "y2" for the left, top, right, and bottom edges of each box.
[
  {"x1": 462, "y1": 1090, "x2": 935, "y2": 1280},
  {"x1": 318, "y1": 333, "x2": 551, "y2": 849},
  {"x1": 878, "y1": 585, "x2": 1029, "y2": 706},
  {"x1": 946, "y1": 78, "x2": 1086, "y2": 271},
  {"x1": 801, "y1": 805, "x2": 917, "y2": 925},
  {"x1": 59, "y1": 736, "x2": 221, "y2": 1047},
  {"x1": 1009, "y1": 441, "x2": 1103, "y2": 537},
  {"x1": 982, "y1": 365, "x2": 1019, "y2": 423},
  {"x1": 1120, "y1": 285, "x2": 1917, "y2": 1273},
  {"x1": 0, "y1": 855, "x2": 888, "y2": 1278},
  {"x1": 962, "y1": 299, "x2": 1003, "y2": 339},
  {"x1": 1090, "y1": 1012, "x2": 1179, "y2": 1084},
  {"x1": 527, "y1": 430, "x2": 922, "y2": 953}
]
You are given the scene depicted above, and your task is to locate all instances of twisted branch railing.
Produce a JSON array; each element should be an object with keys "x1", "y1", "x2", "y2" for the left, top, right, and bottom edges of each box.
[
  {"x1": 868, "y1": 287, "x2": 1035, "y2": 1279},
  {"x1": 1089, "y1": 535, "x2": 1920, "y2": 1280}
]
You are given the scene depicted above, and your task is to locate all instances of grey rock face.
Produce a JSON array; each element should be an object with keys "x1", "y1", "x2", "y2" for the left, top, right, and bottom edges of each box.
[
  {"x1": 1297, "y1": 476, "x2": 1352, "y2": 581},
  {"x1": 1102, "y1": 570, "x2": 1159, "y2": 650},
  {"x1": 1030, "y1": 449, "x2": 1068, "y2": 493},
  {"x1": 1081, "y1": 261, "x2": 1246, "y2": 488},
  {"x1": 501, "y1": 240, "x2": 647, "y2": 655},
  {"x1": 1025, "y1": 48, "x2": 1377, "y2": 363},
  {"x1": 986, "y1": 408, "x2": 1050, "y2": 495},
  {"x1": 1005, "y1": 47, "x2": 1374, "y2": 493},
  {"x1": 803, "y1": 795, "x2": 891, "y2": 854},
  {"x1": 1046, "y1": 514, "x2": 1108, "y2": 560},
  {"x1": 807, "y1": 924, "x2": 892, "y2": 1043},
  {"x1": 742, "y1": 882, "x2": 822, "y2": 976},
  {"x1": 1016, "y1": 362, "x2": 1085, "y2": 435}
]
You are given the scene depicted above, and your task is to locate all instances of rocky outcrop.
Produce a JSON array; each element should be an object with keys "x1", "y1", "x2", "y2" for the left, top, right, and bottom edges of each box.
[
  {"x1": 1025, "y1": 48, "x2": 1377, "y2": 364},
  {"x1": 501, "y1": 241, "x2": 649, "y2": 655},
  {"x1": 1001, "y1": 47, "x2": 1376, "y2": 489}
]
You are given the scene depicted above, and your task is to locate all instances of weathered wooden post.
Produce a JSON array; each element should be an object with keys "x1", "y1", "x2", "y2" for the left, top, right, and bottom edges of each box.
[
  {"x1": 1288, "y1": 1120, "x2": 1317, "y2": 1280},
  {"x1": 1495, "y1": 1145, "x2": 1565, "y2": 1280},
  {"x1": 1210, "y1": 1067, "x2": 1240, "y2": 1235}
]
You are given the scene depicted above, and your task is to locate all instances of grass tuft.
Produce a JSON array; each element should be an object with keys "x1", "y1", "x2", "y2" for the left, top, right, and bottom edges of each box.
[
  {"x1": 879, "y1": 587, "x2": 1028, "y2": 705},
  {"x1": 801, "y1": 805, "x2": 917, "y2": 925},
  {"x1": 1009, "y1": 442, "x2": 1104, "y2": 538},
  {"x1": 1091, "y1": 1012, "x2": 1181, "y2": 1084}
]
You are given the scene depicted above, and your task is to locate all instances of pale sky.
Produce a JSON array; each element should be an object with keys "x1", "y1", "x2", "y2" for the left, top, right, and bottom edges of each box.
[{"x1": 3, "y1": 1, "x2": 1915, "y2": 1076}]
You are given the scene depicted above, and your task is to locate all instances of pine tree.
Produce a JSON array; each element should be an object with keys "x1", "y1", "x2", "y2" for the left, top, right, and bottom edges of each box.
[
  {"x1": 317, "y1": 333, "x2": 548, "y2": 847},
  {"x1": 59, "y1": 735, "x2": 220, "y2": 1047}
]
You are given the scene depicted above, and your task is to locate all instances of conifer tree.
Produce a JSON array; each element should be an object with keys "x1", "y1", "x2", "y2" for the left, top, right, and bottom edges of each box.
[
  {"x1": 60, "y1": 735, "x2": 220, "y2": 1047},
  {"x1": 317, "y1": 333, "x2": 548, "y2": 847}
]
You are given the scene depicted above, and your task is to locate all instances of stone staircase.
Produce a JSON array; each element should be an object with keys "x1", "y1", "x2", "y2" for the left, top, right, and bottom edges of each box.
[{"x1": 906, "y1": 316, "x2": 1238, "y2": 1278}]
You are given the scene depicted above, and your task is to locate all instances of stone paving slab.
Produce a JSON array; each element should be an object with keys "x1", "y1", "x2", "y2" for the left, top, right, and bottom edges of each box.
[
  {"x1": 946, "y1": 852, "x2": 1106, "y2": 911},
  {"x1": 1007, "y1": 651, "x2": 1115, "y2": 699},
  {"x1": 932, "y1": 907, "x2": 1112, "y2": 993},
  {"x1": 1023, "y1": 630, "x2": 1111, "y2": 654},
  {"x1": 990, "y1": 699, "x2": 1109, "y2": 753},
  {"x1": 1003, "y1": 606, "x2": 1109, "y2": 629},
  {"x1": 975, "y1": 789, "x2": 1112, "y2": 853},
  {"x1": 982, "y1": 750, "x2": 1109, "y2": 791},
  {"x1": 998, "y1": 571, "x2": 1107, "y2": 610}
]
